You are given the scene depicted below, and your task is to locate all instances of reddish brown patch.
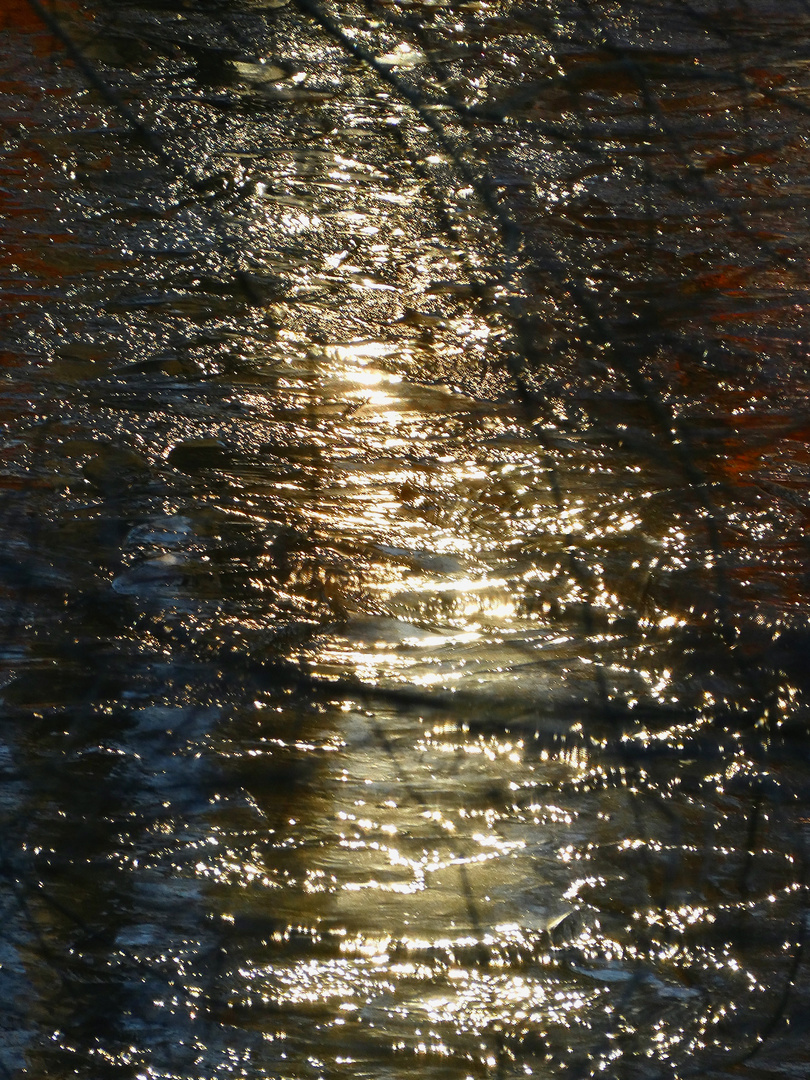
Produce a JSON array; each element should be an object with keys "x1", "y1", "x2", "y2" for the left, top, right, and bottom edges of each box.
[{"x1": 0, "y1": 0, "x2": 44, "y2": 32}]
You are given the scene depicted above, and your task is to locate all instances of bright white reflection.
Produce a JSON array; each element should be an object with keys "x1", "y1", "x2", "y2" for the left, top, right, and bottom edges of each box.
[{"x1": 377, "y1": 43, "x2": 427, "y2": 69}]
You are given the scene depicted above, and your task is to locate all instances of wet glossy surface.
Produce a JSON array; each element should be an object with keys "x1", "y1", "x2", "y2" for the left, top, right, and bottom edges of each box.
[{"x1": 2, "y1": 2, "x2": 810, "y2": 1077}]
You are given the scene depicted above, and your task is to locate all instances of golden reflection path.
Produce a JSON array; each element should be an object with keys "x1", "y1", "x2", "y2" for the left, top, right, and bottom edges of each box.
[{"x1": 187, "y1": 320, "x2": 803, "y2": 1075}]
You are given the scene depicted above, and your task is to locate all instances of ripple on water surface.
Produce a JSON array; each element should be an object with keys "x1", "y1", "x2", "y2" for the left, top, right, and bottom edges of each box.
[{"x1": 1, "y1": 1, "x2": 810, "y2": 1078}]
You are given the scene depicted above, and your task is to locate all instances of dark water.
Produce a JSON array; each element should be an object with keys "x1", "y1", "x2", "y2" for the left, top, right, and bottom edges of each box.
[{"x1": 2, "y1": 1, "x2": 810, "y2": 1077}]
